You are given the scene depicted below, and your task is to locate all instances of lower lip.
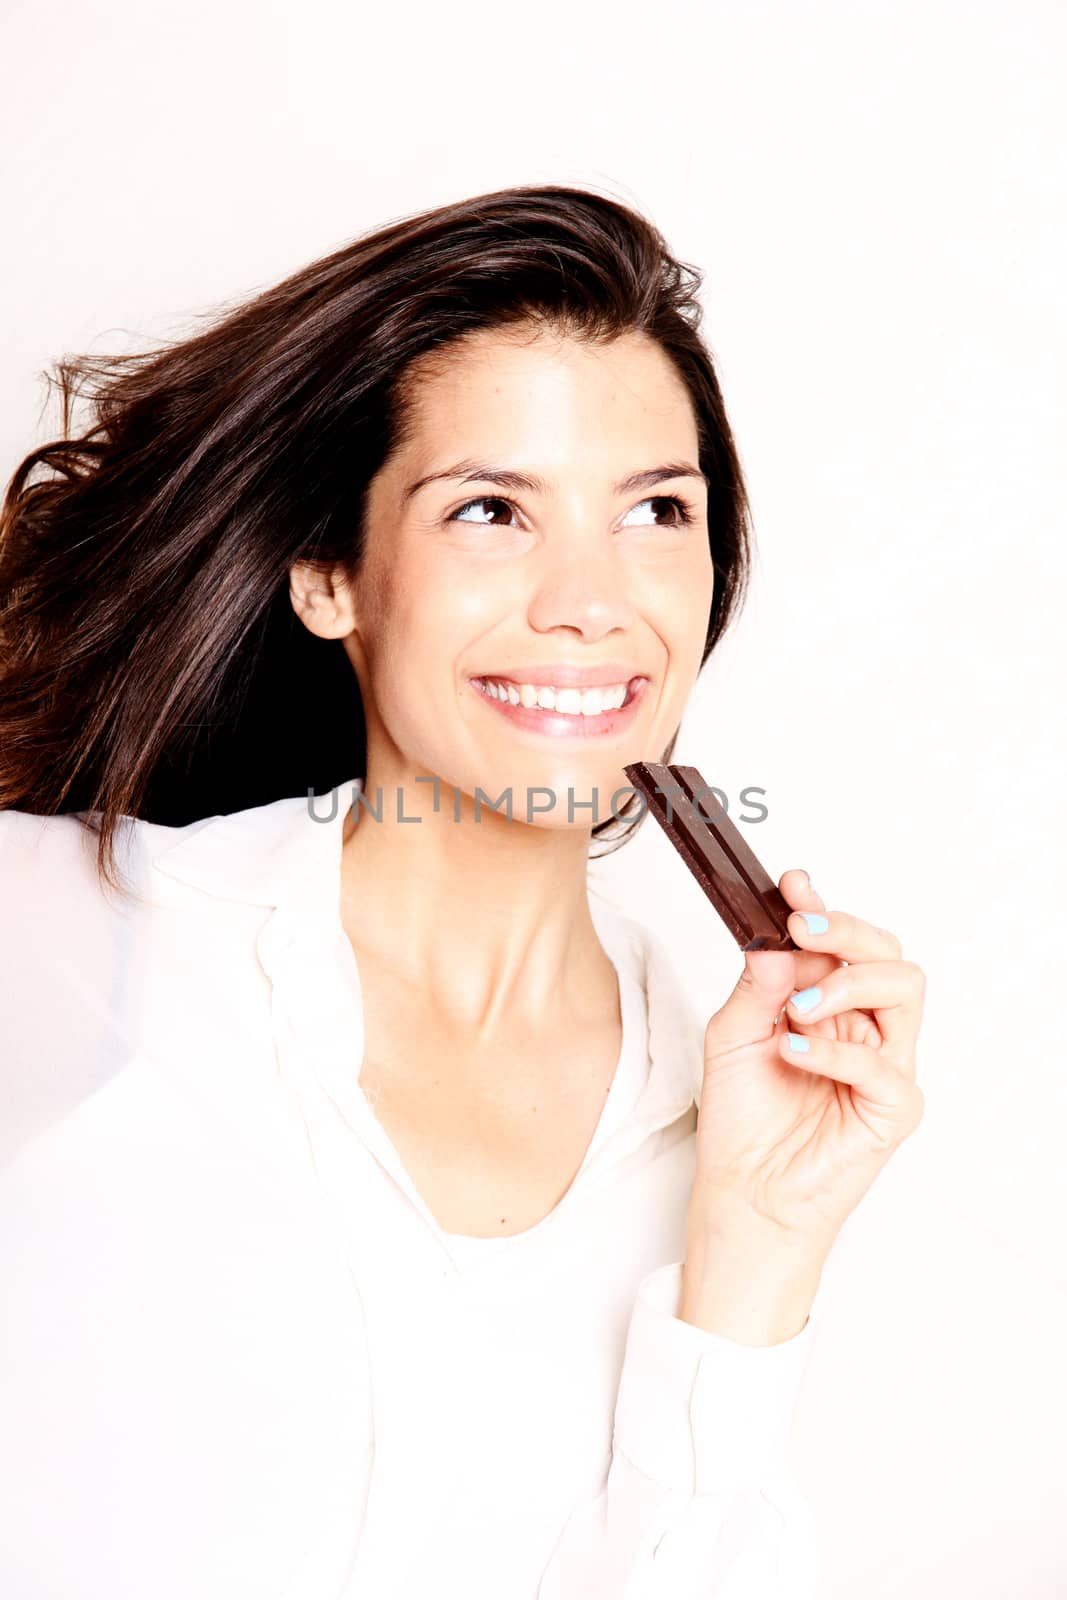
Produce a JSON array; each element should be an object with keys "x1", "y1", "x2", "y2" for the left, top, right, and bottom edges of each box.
[{"x1": 469, "y1": 677, "x2": 649, "y2": 738}]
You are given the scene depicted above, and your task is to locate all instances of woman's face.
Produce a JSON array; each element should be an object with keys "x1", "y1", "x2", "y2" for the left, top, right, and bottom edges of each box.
[{"x1": 330, "y1": 325, "x2": 714, "y2": 829}]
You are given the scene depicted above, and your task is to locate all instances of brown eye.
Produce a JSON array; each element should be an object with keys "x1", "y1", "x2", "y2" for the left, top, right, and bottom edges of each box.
[
  {"x1": 450, "y1": 496, "x2": 517, "y2": 526},
  {"x1": 623, "y1": 495, "x2": 695, "y2": 529}
]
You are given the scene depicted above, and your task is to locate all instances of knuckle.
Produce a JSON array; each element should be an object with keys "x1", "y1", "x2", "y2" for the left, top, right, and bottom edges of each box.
[{"x1": 902, "y1": 960, "x2": 926, "y2": 994}]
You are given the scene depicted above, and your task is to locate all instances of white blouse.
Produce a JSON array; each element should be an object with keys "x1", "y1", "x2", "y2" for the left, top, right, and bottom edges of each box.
[{"x1": 0, "y1": 780, "x2": 820, "y2": 1599}]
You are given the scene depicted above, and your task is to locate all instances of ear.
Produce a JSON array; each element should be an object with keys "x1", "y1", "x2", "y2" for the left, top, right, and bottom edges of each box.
[{"x1": 289, "y1": 560, "x2": 358, "y2": 640}]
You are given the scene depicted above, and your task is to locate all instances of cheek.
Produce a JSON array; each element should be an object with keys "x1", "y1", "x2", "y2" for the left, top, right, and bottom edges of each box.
[
  {"x1": 380, "y1": 560, "x2": 517, "y2": 704},
  {"x1": 360, "y1": 560, "x2": 494, "y2": 727},
  {"x1": 648, "y1": 558, "x2": 714, "y2": 667}
]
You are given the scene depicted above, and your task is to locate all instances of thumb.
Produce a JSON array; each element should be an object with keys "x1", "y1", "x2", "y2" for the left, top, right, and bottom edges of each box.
[{"x1": 704, "y1": 949, "x2": 798, "y2": 1058}]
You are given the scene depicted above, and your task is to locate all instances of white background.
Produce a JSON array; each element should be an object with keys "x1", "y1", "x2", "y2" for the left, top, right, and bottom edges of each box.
[{"x1": 2, "y1": 1, "x2": 1065, "y2": 1594}]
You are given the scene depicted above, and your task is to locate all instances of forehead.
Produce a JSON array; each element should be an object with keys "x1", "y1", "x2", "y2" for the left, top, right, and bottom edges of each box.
[{"x1": 394, "y1": 326, "x2": 697, "y2": 452}]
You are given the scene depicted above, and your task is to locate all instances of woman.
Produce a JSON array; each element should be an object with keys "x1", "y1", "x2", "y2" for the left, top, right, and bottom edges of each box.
[{"x1": 0, "y1": 185, "x2": 926, "y2": 1598}]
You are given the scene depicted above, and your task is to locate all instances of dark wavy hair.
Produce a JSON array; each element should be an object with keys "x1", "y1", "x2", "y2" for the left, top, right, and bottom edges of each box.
[{"x1": 0, "y1": 183, "x2": 753, "y2": 894}]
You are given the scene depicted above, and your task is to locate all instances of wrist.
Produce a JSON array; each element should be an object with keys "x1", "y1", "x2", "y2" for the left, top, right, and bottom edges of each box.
[
  {"x1": 679, "y1": 1253, "x2": 820, "y2": 1345},
  {"x1": 681, "y1": 1189, "x2": 828, "y2": 1346}
]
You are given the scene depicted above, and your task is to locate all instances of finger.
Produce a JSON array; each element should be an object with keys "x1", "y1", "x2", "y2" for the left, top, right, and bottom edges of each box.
[
  {"x1": 785, "y1": 907, "x2": 904, "y2": 965},
  {"x1": 780, "y1": 868, "x2": 825, "y2": 914},
  {"x1": 778, "y1": 1026, "x2": 926, "y2": 1131},
  {"x1": 705, "y1": 947, "x2": 798, "y2": 1056},
  {"x1": 775, "y1": 870, "x2": 844, "y2": 990},
  {"x1": 785, "y1": 960, "x2": 926, "y2": 1068},
  {"x1": 773, "y1": 1007, "x2": 881, "y2": 1048}
]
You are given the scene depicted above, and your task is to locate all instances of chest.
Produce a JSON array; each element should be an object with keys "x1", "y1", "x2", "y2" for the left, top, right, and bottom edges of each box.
[{"x1": 354, "y1": 981, "x2": 624, "y2": 1239}]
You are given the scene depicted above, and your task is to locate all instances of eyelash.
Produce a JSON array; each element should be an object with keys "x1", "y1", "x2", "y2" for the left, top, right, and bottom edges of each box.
[{"x1": 447, "y1": 494, "x2": 696, "y2": 529}]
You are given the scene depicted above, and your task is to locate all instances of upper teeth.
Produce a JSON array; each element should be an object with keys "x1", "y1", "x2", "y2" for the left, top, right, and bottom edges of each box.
[{"x1": 476, "y1": 679, "x2": 631, "y2": 715}]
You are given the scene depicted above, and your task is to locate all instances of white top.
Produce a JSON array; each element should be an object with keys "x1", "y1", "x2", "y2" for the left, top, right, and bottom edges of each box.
[{"x1": 0, "y1": 779, "x2": 820, "y2": 1600}]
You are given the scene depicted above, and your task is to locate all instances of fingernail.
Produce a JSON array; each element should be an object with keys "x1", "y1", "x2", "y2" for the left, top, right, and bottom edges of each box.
[
  {"x1": 790, "y1": 985, "x2": 822, "y2": 1013},
  {"x1": 800, "y1": 912, "x2": 829, "y2": 934},
  {"x1": 786, "y1": 1032, "x2": 810, "y2": 1052}
]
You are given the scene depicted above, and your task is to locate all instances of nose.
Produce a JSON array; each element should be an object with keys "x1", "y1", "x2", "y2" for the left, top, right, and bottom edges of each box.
[{"x1": 525, "y1": 529, "x2": 636, "y2": 643}]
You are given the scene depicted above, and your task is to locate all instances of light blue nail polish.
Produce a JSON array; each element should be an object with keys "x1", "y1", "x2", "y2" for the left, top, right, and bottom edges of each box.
[
  {"x1": 790, "y1": 986, "x2": 822, "y2": 1013},
  {"x1": 787, "y1": 1033, "x2": 810, "y2": 1052},
  {"x1": 801, "y1": 913, "x2": 829, "y2": 934}
]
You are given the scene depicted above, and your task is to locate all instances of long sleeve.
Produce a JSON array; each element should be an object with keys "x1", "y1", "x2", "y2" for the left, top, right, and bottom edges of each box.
[{"x1": 537, "y1": 1263, "x2": 820, "y2": 1600}]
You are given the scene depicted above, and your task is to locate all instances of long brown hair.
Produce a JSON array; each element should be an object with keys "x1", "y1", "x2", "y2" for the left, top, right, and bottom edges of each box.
[{"x1": 0, "y1": 183, "x2": 753, "y2": 894}]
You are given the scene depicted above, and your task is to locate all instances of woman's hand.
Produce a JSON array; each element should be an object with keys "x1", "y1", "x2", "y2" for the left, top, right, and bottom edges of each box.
[{"x1": 681, "y1": 870, "x2": 926, "y2": 1339}]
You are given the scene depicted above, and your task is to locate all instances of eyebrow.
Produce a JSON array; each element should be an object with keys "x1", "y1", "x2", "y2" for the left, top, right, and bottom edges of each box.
[{"x1": 401, "y1": 459, "x2": 709, "y2": 503}]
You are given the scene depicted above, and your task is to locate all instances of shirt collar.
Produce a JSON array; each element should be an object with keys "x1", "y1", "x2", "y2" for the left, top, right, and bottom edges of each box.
[{"x1": 150, "y1": 779, "x2": 358, "y2": 908}]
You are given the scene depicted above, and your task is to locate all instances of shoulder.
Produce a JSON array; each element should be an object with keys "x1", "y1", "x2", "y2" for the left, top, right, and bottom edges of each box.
[
  {"x1": 589, "y1": 886, "x2": 707, "y2": 1112},
  {"x1": 0, "y1": 786, "x2": 340, "y2": 912},
  {"x1": 0, "y1": 806, "x2": 185, "y2": 916},
  {"x1": 0, "y1": 807, "x2": 122, "y2": 913},
  {"x1": 0, "y1": 805, "x2": 96, "y2": 869},
  {"x1": 0, "y1": 798, "x2": 291, "y2": 1169},
  {"x1": 0, "y1": 803, "x2": 267, "y2": 1008},
  {"x1": 589, "y1": 886, "x2": 690, "y2": 992},
  {"x1": 589, "y1": 886, "x2": 705, "y2": 1032},
  {"x1": 588, "y1": 888, "x2": 651, "y2": 964}
]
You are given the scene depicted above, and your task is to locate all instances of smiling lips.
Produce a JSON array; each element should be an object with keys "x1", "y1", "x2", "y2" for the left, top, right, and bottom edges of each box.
[{"x1": 470, "y1": 672, "x2": 649, "y2": 735}]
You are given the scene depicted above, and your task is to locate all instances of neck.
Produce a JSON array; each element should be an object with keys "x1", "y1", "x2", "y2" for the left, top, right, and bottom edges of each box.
[{"x1": 337, "y1": 767, "x2": 611, "y2": 1038}]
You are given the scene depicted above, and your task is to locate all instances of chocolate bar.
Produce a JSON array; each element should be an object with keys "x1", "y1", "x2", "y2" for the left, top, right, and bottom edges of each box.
[{"x1": 623, "y1": 761, "x2": 798, "y2": 953}]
